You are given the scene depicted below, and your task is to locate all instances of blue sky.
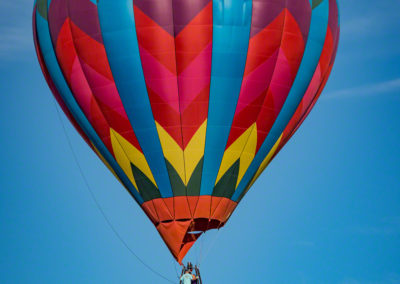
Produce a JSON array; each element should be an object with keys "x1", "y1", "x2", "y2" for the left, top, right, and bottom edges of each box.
[{"x1": 1, "y1": 1, "x2": 399, "y2": 283}]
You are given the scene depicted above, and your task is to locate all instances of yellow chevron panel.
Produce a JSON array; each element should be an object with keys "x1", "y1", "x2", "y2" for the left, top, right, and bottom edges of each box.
[
  {"x1": 183, "y1": 120, "x2": 207, "y2": 184},
  {"x1": 110, "y1": 130, "x2": 139, "y2": 190},
  {"x1": 155, "y1": 122, "x2": 186, "y2": 183},
  {"x1": 235, "y1": 124, "x2": 258, "y2": 188},
  {"x1": 110, "y1": 128, "x2": 157, "y2": 187},
  {"x1": 92, "y1": 142, "x2": 124, "y2": 185},
  {"x1": 215, "y1": 123, "x2": 256, "y2": 185},
  {"x1": 248, "y1": 134, "x2": 283, "y2": 188}
]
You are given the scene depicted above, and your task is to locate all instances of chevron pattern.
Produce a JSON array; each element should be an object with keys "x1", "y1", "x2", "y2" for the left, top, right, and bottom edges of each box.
[{"x1": 33, "y1": 0, "x2": 340, "y2": 263}]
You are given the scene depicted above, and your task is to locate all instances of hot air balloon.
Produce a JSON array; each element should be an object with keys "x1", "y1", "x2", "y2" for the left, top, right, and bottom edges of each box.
[{"x1": 33, "y1": 0, "x2": 340, "y2": 264}]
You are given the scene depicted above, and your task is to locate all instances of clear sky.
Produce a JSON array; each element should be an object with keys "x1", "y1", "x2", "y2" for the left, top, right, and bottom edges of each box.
[{"x1": 1, "y1": 1, "x2": 399, "y2": 283}]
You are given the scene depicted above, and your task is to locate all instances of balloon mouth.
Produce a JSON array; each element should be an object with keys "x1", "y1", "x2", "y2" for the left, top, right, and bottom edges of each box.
[
  {"x1": 142, "y1": 196, "x2": 237, "y2": 264},
  {"x1": 187, "y1": 231, "x2": 204, "y2": 235}
]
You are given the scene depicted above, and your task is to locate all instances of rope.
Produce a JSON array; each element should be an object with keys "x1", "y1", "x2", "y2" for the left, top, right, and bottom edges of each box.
[
  {"x1": 54, "y1": 103, "x2": 176, "y2": 284},
  {"x1": 172, "y1": 256, "x2": 180, "y2": 279},
  {"x1": 198, "y1": 229, "x2": 222, "y2": 266},
  {"x1": 196, "y1": 231, "x2": 206, "y2": 265}
]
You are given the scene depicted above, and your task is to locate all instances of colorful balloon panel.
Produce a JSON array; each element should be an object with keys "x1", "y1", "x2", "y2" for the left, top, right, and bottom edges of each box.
[{"x1": 33, "y1": 0, "x2": 339, "y2": 263}]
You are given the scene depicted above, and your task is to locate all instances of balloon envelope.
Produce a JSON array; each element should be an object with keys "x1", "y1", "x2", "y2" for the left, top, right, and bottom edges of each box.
[{"x1": 33, "y1": 0, "x2": 339, "y2": 263}]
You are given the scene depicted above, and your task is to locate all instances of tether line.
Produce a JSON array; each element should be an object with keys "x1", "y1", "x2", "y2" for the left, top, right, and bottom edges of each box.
[{"x1": 54, "y1": 102, "x2": 175, "y2": 284}]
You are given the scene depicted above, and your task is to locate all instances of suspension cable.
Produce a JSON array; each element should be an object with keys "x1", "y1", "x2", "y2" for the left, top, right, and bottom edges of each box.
[
  {"x1": 172, "y1": 256, "x2": 180, "y2": 280},
  {"x1": 196, "y1": 230, "x2": 206, "y2": 265},
  {"x1": 54, "y1": 102, "x2": 176, "y2": 284},
  {"x1": 198, "y1": 228, "x2": 222, "y2": 266}
]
